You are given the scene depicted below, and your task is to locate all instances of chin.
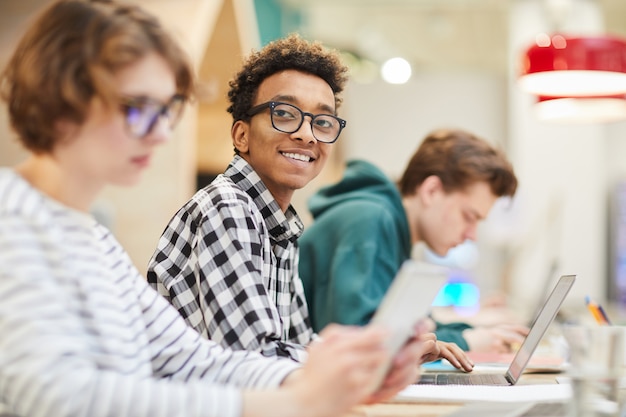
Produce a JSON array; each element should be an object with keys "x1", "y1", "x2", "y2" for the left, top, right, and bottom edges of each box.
[
  {"x1": 433, "y1": 246, "x2": 452, "y2": 257},
  {"x1": 283, "y1": 176, "x2": 314, "y2": 191},
  {"x1": 112, "y1": 173, "x2": 143, "y2": 187}
]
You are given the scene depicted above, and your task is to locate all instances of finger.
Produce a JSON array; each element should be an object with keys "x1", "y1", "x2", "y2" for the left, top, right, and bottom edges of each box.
[
  {"x1": 496, "y1": 330, "x2": 527, "y2": 346},
  {"x1": 317, "y1": 323, "x2": 355, "y2": 342},
  {"x1": 491, "y1": 339, "x2": 510, "y2": 353},
  {"x1": 496, "y1": 324, "x2": 530, "y2": 336},
  {"x1": 417, "y1": 339, "x2": 439, "y2": 364},
  {"x1": 438, "y1": 343, "x2": 474, "y2": 372},
  {"x1": 419, "y1": 332, "x2": 437, "y2": 342},
  {"x1": 393, "y1": 337, "x2": 424, "y2": 367},
  {"x1": 366, "y1": 385, "x2": 403, "y2": 404},
  {"x1": 379, "y1": 359, "x2": 419, "y2": 393},
  {"x1": 437, "y1": 344, "x2": 460, "y2": 369}
]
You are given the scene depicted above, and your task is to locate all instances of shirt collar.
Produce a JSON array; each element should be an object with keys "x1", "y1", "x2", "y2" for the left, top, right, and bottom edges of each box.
[{"x1": 225, "y1": 156, "x2": 303, "y2": 243}]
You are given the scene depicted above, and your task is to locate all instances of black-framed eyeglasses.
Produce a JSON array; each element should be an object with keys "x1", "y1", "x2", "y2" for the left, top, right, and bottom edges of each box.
[
  {"x1": 120, "y1": 94, "x2": 186, "y2": 138},
  {"x1": 247, "y1": 101, "x2": 346, "y2": 143}
]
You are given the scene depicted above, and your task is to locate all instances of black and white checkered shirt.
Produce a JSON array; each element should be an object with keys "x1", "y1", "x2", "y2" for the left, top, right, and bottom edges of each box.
[{"x1": 147, "y1": 156, "x2": 315, "y2": 362}]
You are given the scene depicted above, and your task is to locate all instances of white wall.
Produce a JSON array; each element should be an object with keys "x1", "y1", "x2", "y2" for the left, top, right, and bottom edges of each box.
[
  {"x1": 507, "y1": 0, "x2": 613, "y2": 313},
  {"x1": 342, "y1": 73, "x2": 507, "y2": 180}
]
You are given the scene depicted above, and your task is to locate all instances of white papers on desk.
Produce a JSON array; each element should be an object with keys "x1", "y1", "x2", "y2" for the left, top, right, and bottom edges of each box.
[
  {"x1": 556, "y1": 376, "x2": 626, "y2": 389},
  {"x1": 393, "y1": 383, "x2": 572, "y2": 403}
]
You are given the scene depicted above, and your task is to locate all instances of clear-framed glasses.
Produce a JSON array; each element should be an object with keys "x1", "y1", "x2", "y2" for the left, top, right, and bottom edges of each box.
[
  {"x1": 120, "y1": 94, "x2": 186, "y2": 138},
  {"x1": 247, "y1": 101, "x2": 347, "y2": 143}
]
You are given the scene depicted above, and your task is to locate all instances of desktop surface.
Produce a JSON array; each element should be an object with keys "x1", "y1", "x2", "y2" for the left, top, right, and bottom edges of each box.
[{"x1": 340, "y1": 372, "x2": 562, "y2": 417}]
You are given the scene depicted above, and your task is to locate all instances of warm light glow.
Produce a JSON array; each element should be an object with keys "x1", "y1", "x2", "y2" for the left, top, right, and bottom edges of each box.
[
  {"x1": 552, "y1": 34, "x2": 567, "y2": 49},
  {"x1": 535, "y1": 97, "x2": 626, "y2": 123},
  {"x1": 535, "y1": 33, "x2": 551, "y2": 47},
  {"x1": 520, "y1": 70, "x2": 626, "y2": 96},
  {"x1": 381, "y1": 57, "x2": 412, "y2": 84}
]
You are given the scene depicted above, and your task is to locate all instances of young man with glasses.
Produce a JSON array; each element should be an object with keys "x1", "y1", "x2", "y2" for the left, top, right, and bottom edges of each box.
[
  {"x1": 298, "y1": 129, "x2": 530, "y2": 353},
  {"x1": 147, "y1": 34, "x2": 473, "y2": 372}
]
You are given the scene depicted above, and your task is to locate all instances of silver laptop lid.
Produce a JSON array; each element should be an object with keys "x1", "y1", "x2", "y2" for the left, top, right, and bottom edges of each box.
[{"x1": 505, "y1": 274, "x2": 576, "y2": 384}]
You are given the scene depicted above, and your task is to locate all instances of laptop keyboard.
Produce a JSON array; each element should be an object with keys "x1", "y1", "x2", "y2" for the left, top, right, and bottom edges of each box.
[{"x1": 418, "y1": 373, "x2": 510, "y2": 385}]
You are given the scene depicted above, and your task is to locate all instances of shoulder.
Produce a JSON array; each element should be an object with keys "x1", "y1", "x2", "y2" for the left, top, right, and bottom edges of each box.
[
  {"x1": 316, "y1": 198, "x2": 394, "y2": 228},
  {"x1": 193, "y1": 175, "x2": 256, "y2": 213},
  {"x1": 0, "y1": 169, "x2": 52, "y2": 222},
  {"x1": 166, "y1": 176, "x2": 260, "y2": 230}
]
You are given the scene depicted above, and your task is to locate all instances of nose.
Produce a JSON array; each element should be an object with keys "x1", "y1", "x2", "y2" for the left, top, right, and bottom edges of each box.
[
  {"x1": 145, "y1": 116, "x2": 173, "y2": 144},
  {"x1": 291, "y1": 115, "x2": 317, "y2": 143},
  {"x1": 464, "y1": 224, "x2": 478, "y2": 241}
]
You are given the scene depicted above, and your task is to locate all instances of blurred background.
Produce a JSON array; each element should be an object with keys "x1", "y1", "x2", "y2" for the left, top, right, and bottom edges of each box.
[{"x1": 2, "y1": 0, "x2": 626, "y2": 319}]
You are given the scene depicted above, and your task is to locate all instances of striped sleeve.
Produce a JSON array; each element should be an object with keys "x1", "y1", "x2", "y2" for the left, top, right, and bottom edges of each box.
[
  {"x1": 133, "y1": 268, "x2": 301, "y2": 389},
  {"x1": 0, "y1": 215, "x2": 299, "y2": 417}
]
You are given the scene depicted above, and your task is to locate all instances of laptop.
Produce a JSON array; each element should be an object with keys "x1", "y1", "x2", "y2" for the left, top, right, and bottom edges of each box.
[
  {"x1": 418, "y1": 274, "x2": 576, "y2": 386},
  {"x1": 368, "y1": 260, "x2": 449, "y2": 391}
]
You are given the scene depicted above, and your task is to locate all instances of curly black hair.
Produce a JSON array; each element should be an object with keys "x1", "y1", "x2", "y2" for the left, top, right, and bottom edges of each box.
[{"x1": 227, "y1": 33, "x2": 348, "y2": 124}]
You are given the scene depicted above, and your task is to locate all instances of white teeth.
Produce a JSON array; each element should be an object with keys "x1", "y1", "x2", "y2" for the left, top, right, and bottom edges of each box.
[{"x1": 282, "y1": 152, "x2": 311, "y2": 162}]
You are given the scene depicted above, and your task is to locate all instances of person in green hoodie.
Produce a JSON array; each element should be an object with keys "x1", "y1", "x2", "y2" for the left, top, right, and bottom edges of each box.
[{"x1": 299, "y1": 128, "x2": 529, "y2": 352}]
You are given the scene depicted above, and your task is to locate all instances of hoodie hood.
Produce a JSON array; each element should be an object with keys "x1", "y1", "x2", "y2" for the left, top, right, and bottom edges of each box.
[{"x1": 308, "y1": 160, "x2": 406, "y2": 223}]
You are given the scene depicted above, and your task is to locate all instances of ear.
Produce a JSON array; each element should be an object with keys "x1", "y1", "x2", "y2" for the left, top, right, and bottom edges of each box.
[
  {"x1": 417, "y1": 175, "x2": 443, "y2": 207},
  {"x1": 231, "y1": 120, "x2": 249, "y2": 154},
  {"x1": 53, "y1": 118, "x2": 79, "y2": 144}
]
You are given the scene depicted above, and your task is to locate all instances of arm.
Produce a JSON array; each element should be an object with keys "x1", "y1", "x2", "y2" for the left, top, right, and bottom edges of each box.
[
  {"x1": 249, "y1": 325, "x2": 391, "y2": 417},
  {"x1": 327, "y1": 243, "x2": 396, "y2": 326},
  {"x1": 319, "y1": 212, "x2": 472, "y2": 371},
  {"x1": 462, "y1": 324, "x2": 530, "y2": 353},
  {"x1": 0, "y1": 220, "x2": 299, "y2": 417},
  {"x1": 298, "y1": 203, "x2": 407, "y2": 333},
  {"x1": 134, "y1": 268, "x2": 301, "y2": 388}
]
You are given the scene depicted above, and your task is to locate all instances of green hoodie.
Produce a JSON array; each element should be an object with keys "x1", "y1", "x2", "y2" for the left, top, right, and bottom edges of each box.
[{"x1": 299, "y1": 160, "x2": 471, "y2": 350}]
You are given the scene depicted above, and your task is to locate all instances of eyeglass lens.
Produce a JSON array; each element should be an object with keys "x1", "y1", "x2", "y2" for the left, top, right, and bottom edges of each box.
[
  {"x1": 270, "y1": 102, "x2": 343, "y2": 143},
  {"x1": 123, "y1": 95, "x2": 185, "y2": 138}
]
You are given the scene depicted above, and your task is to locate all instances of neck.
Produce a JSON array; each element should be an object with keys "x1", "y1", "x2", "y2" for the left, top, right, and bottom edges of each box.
[
  {"x1": 402, "y1": 194, "x2": 422, "y2": 244},
  {"x1": 16, "y1": 154, "x2": 101, "y2": 212},
  {"x1": 273, "y1": 191, "x2": 293, "y2": 213}
]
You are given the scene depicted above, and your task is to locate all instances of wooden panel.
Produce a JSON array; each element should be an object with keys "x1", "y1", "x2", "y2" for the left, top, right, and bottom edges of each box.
[{"x1": 196, "y1": 0, "x2": 260, "y2": 174}]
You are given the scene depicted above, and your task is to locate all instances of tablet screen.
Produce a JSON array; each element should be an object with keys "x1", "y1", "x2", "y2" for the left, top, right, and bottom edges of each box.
[{"x1": 368, "y1": 260, "x2": 449, "y2": 389}]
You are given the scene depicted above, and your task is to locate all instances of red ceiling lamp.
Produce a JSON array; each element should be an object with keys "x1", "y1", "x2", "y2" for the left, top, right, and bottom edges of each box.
[
  {"x1": 519, "y1": 34, "x2": 626, "y2": 97},
  {"x1": 535, "y1": 94, "x2": 626, "y2": 123}
]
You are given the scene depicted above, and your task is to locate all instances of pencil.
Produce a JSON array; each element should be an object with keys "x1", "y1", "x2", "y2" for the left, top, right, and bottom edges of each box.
[
  {"x1": 585, "y1": 295, "x2": 611, "y2": 325},
  {"x1": 596, "y1": 303, "x2": 613, "y2": 325}
]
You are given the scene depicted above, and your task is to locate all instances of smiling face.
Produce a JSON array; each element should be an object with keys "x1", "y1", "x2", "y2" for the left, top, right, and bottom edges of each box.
[
  {"x1": 55, "y1": 52, "x2": 178, "y2": 190},
  {"x1": 416, "y1": 179, "x2": 497, "y2": 256},
  {"x1": 231, "y1": 69, "x2": 338, "y2": 211}
]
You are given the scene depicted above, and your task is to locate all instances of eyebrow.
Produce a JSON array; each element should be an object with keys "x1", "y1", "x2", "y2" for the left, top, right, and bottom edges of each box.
[
  {"x1": 466, "y1": 208, "x2": 483, "y2": 221},
  {"x1": 270, "y1": 94, "x2": 336, "y2": 114}
]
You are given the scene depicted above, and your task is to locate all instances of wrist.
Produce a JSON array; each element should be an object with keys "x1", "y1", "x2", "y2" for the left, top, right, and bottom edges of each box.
[{"x1": 275, "y1": 370, "x2": 317, "y2": 417}]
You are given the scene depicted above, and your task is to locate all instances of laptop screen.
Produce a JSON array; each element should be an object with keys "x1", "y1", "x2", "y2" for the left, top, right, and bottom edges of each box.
[{"x1": 505, "y1": 275, "x2": 575, "y2": 383}]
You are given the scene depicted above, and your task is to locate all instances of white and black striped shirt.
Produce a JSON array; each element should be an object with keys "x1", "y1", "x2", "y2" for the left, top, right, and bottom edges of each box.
[
  {"x1": 0, "y1": 169, "x2": 300, "y2": 417},
  {"x1": 147, "y1": 156, "x2": 315, "y2": 362}
]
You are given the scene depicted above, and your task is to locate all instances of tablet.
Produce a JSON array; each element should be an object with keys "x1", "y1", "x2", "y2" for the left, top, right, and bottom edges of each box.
[{"x1": 368, "y1": 260, "x2": 449, "y2": 389}]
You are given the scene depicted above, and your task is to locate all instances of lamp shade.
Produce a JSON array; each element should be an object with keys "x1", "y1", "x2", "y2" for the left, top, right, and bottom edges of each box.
[
  {"x1": 519, "y1": 34, "x2": 626, "y2": 97},
  {"x1": 535, "y1": 94, "x2": 626, "y2": 123}
]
